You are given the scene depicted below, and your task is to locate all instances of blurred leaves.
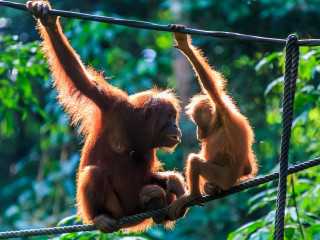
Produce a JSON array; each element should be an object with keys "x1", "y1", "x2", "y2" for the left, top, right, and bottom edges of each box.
[
  {"x1": 0, "y1": 35, "x2": 48, "y2": 136},
  {"x1": 0, "y1": 0, "x2": 320, "y2": 239},
  {"x1": 229, "y1": 45, "x2": 320, "y2": 239}
]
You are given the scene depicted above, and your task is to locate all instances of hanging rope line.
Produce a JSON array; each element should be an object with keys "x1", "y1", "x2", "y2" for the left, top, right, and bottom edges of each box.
[
  {"x1": 0, "y1": 157, "x2": 319, "y2": 239},
  {"x1": 0, "y1": 1, "x2": 320, "y2": 240},
  {"x1": 274, "y1": 35, "x2": 300, "y2": 240},
  {"x1": 1, "y1": 0, "x2": 320, "y2": 46}
]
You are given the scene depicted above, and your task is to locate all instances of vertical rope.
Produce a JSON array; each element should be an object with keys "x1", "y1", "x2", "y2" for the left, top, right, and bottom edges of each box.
[{"x1": 274, "y1": 34, "x2": 299, "y2": 240}]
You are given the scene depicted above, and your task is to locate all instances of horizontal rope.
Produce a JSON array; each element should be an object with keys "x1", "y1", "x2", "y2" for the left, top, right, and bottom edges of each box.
[
  {"x1": 0, "y1": 1, "x2": 319, "y2": 239},
  {"x1": 0, "y1": 157, "x2": 319, "y2": 239},
  {"x1": 1, "y1": 0, "x2": 320, "y2": 46}
]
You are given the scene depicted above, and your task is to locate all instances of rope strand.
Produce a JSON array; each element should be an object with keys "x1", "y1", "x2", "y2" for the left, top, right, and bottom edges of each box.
[
  {"x1": 0, "y1": 157, "x2": 319, "y2": 239},
  {"x1": 0, "y1": 1, "x2": 319, "y2": 239},
  {"x1": 274, "y1": 35, "x2": 300, "y2": 240},
  {"x1": 1, "y1": 0, "x2": 320, "y2": 46}
]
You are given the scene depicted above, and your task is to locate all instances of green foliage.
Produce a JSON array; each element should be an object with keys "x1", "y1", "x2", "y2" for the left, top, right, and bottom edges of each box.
[
  {"x1": 64, "y1": 14, "x2": 175, "y2": 94},
  {"x1": 0, "y1": 35, "x2": 47, "y2": 136},
  {"x1": 1, "y1": 0, "x2": 320, "y2": 239},
  {"x1": 228, "y1": 46, "x2": 320, "y2": 240},
  {"x1": 0, "y1": 33, "x2": 80, "y2": 235}
]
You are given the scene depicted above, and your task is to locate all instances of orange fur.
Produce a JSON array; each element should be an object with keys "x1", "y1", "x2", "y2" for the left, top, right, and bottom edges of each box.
[
  {"x1": 167, "y1": 27, "x2": 257, "y2": 222},
  {"x1": 34, "y1": 13, "x2": 186, "y2": 233},
  {"x1": 180, "y1": 36, "x2": 258, "y2": 194}
]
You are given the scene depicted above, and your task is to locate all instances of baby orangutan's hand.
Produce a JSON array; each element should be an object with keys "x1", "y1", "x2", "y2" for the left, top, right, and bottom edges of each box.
[{"x1": 168, "y1": 24, "x2": 191, "y2": 51}]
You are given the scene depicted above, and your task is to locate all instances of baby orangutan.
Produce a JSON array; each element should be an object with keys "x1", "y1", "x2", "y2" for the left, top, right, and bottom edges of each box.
[{"x1": 167, "y1": 25, "x2": 258, "y2": 220}]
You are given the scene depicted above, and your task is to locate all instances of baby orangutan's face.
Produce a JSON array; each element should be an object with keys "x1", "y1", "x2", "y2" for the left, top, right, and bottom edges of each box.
[
  {"x1": 185, "y1": 95, "x2": 218, "y2": 139},
  {"x1": 192, "y1": 100, "x2": 215, "y2": 130},
  {"x1": 193, "y1": 106, "x2": 215, "y2": 129}
]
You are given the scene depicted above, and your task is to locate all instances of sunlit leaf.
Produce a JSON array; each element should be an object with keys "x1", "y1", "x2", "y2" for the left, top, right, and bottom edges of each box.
[{"x1": 264, "y1": 76, "x2": 284, "y2": 95}]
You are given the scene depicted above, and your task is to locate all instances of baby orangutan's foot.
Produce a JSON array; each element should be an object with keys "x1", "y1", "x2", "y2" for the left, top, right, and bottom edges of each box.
[{"x1": 166, "y1": 194, "x2": 198, "y2": 220}]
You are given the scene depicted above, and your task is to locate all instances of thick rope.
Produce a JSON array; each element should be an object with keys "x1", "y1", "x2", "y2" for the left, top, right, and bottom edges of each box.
[
  {"x1": 0, "y1": 1, "x2": 317, "y2": 239},
  {"x1": 1, "y1": 0, "x2": 320, "y2": 46},
  {"x1": 0, "y1": 157, "x2": 319, "y2": 239},
  {"x1": 274, "y1": 35, "x2": 300, "y2": 240},
  {"x1": 0, "y1": 225, "x2": 96, "y2": 239}
]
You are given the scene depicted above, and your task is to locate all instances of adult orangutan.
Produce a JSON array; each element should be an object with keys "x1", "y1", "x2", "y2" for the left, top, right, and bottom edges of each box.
[
  {"x1": 167, "y1": 24, "x2": 258, "y2": 220},
  {"x1": 27, "y1": 1, "x2": 187, "y2": 233}
]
